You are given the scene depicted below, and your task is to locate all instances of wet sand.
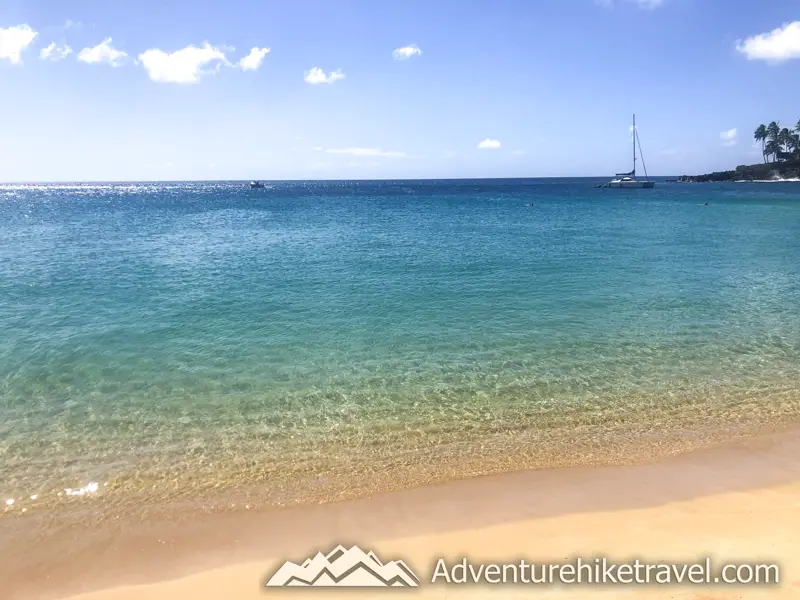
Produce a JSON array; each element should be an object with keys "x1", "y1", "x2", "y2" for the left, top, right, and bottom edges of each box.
[{"x1": 5, "y1": 427, "x2": 800, "y2": 600}]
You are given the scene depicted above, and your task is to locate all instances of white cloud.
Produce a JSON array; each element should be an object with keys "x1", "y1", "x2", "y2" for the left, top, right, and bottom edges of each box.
[
  {"x1": 720, "y1": 128, "x2": 738, "y2": 147},
  {"x1": 78, "y1": 38, "x2": 127, "y2": 66},
  {"x1": 0, "y1": 25, "x2": 38, "y2": 64},
  {"x1": 511, "y1": 149, "x2": 526, "y2": 155},
  {"x1": 304, "y1": 67, "x2": 345, "y2": 84},
  {"x1": 64, "y1": 20, "x2": 82, "y2": 30},
  {"x1": 477, "y1": 138, "x2": 502, "y2": 149},
  {"x1": 139, "y1": 43, "x2": 228, "y2": 83},
  {"x1": 238, "y1": 47, "x2": 270, "y2": 71},
  {"x1": 392, "y1": 45, "x2": 422, "y2": 60},
  {"x1": 40, "y1": 42, "x2": 73, "y2": 61},
  {"x1": 325, "y1": 147, "x2": 407, "y2": 158},
  {"x1": 736, "y1": 21, "x2": 800, "y2": 62},
  {"x1": 312, "y1": 146, "x2": 324, "y2": 151}
]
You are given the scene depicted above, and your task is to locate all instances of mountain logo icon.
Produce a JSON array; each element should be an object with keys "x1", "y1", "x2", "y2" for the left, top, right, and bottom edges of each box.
[{"x1": 264, "y1": 545, "x2": 420, "y2": 587}]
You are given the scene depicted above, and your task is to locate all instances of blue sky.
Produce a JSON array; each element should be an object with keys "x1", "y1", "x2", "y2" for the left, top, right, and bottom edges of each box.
[{"x1": 2, "y1": 0, "x2": 800, "y2": 181}]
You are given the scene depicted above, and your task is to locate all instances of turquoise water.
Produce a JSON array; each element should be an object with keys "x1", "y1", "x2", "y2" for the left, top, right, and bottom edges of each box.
[{"x1": 2, "y1": 179, "x2": 800, "y2": 509}]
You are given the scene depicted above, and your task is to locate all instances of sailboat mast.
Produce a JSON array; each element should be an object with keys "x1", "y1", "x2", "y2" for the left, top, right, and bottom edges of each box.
[{"x1": 632, "y1": 113, "x2": 637, "y2": 177}]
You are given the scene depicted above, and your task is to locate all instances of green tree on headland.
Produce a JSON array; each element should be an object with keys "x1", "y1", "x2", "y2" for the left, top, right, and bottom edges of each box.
[
  {"x1": 754, "y1": 120, "x2": 800, "y2": 163},
  {"x1": 789, "y1": 133, "x2": 800, "y2": 156}
]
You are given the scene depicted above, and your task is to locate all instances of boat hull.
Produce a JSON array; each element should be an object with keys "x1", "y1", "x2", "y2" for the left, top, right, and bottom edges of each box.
[{"x1": 607, "y1": 180, "x2": 655, "y2": 189}]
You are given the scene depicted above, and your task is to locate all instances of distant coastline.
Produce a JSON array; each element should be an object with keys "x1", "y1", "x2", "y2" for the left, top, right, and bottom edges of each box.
[
  {"x1": 678, "y1": 161, "x2": 800, "y2": 183},
  {"x1": 680, "y1": 119, "x2": 800, "y2": 182}
]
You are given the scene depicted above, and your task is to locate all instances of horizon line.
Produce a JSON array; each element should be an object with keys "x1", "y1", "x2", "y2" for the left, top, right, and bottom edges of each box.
[{"x1": 0, "y1": 175, "x2": 685, "y2": 185}]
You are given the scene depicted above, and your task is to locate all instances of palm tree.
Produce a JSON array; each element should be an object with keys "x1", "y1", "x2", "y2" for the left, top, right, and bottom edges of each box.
[
  {"x1": 764, "y1": 122, "x2": 781, "y2": 162},
  {"x1": 765, "y1": 139, "x2": 781, "y2": 163},
  {"x1": 754, "y1": 124, "x2": 768, "y2": 163},
  {"x1": 779, "y1": 128, "x2": 793, "y2": 160},
  {"x1": 767, "y1": 121, "x2": 780, "y2": 143},
  {"x1": 791, "y1": 133, "x2": 800, "y2": 159},
  {"x1": 751, "y1": 119, "x2": 800, "y2": 162}
]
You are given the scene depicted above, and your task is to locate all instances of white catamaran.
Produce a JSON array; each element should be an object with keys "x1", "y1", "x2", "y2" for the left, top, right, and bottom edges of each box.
[{"x1": 607, "y1": 114, "x2": 655, "y2": 189}]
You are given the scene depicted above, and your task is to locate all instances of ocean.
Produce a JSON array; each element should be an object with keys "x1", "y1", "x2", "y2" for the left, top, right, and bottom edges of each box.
[{"x1": 2, "y1": 178, "x2": 800, "y2": 516}]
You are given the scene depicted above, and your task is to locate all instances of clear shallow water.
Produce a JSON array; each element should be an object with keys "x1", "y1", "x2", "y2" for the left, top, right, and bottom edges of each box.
[{"x1": 2, "y1": 179, "x2": 800, "y2": 511}]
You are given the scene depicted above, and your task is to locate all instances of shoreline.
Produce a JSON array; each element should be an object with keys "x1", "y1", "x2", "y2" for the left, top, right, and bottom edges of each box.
[
  {"x1": 678, "y1": 160, "x2": 800, "y2": 182},
  {"x1": 736, "y1": 178, "x2": 800, "y2": 182},
  {"x1": 5, "y1": 425, "x2": 800, "y2": 600}
]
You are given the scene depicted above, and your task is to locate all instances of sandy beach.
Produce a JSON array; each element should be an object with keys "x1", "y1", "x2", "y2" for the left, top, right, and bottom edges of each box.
[{"x1": 4, "y1": 426, "x2": 798, "y2": 600}]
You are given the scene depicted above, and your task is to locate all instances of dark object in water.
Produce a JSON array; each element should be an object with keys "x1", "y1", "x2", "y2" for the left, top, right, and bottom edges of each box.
[{"x1": 250, "y1": 180, "x2": 265, "y2": 189}]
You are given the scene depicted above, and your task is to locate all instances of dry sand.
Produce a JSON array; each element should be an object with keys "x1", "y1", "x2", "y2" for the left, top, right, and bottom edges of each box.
[{"x1": 8, "y1": 428, "x2": 800, "y2": 600}]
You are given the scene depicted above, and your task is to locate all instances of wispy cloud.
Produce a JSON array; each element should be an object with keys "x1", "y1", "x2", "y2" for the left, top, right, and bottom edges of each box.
[
  {"x1": 477, "y1": 138, "x2": 502, "y2": 150},
  {"x1": 720, "y1": 128, "x2": 738, "y2": 147},
  {"x1": 0, "y1": 24, "x2": 38, "y2": 64},
  {"x1": 749, "y1": 141, "x2": 764, "y2": 155},
  {"x1": 63, "y1": 19, "x2": 82, "y2": 30},
  {"x1": 392, "y1": 45, "x2": 422, "y2": 60},
  {"x1": 304, "y1": 67, "x2": 345, "y2": 84},
  {"x1": 238, "y1": 47, "x2": 270, "y2": 71},
  {"x1": 511, "y1": 149, "x2": 526, "y2": 156},
  {"x1": 595, "y1": 0, "x2": 664, "y2": 9},
  {"x1": 40, "y1": 42, "x2": 73, "y2": 61},
  {"x1": 324, "y1": 147, "x2": 407, "y2": 158},
  {"x1": 736, "y1": 21, "x2": 800, "y2": 62},
  {"x1": 78, "y1": 38, "x2": 127, "y2": 67},
  {"x1": 139, "y1": 43, "x2": 228, "y2": 83}
]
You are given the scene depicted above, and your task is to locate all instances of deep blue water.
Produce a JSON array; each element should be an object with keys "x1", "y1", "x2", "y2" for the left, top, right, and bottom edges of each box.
[{"x1": 2, "y1": 179, "x2": 800, "y2": 505}]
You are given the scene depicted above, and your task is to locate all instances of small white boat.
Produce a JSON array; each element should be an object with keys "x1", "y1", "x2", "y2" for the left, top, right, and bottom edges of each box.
[
  {"x1": 607, "y1": 115, "x2": 655, "y2": 189},
  {"x1": 250, "y1": 180, "x2": 265, "y2": 189}
]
